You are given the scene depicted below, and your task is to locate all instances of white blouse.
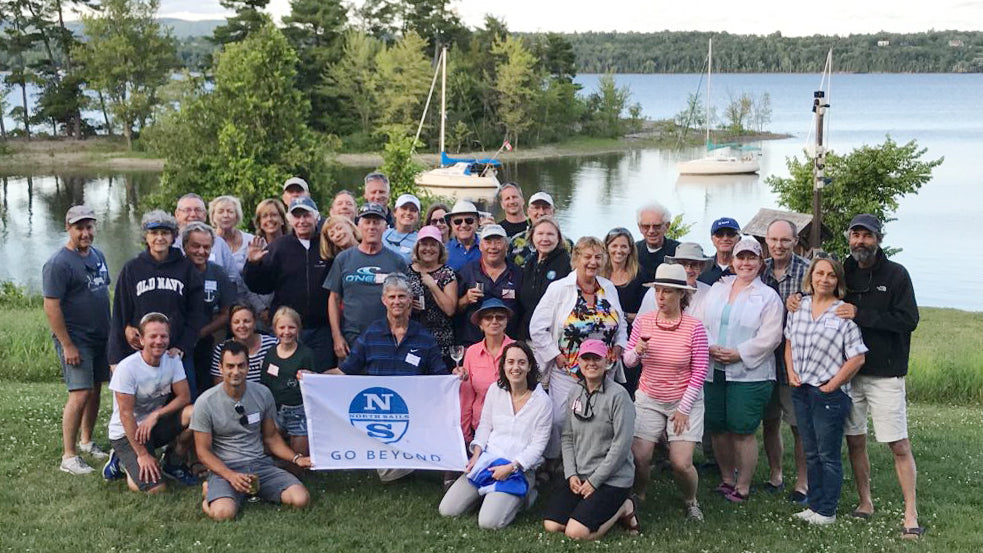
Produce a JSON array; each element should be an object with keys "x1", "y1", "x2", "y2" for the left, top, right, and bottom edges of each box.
[{"x1": 470, "y1": 384, "x2": 553, "y2": 471}]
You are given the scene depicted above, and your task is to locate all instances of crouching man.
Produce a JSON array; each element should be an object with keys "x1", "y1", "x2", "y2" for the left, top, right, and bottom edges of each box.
[{"x1": 192, "y1": 340, "x2": 312, "y2": 520}]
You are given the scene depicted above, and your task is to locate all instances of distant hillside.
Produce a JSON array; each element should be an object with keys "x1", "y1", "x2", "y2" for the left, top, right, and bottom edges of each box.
[{"x1": 60, "y1": 18, "x2": 225, "y2": 39}]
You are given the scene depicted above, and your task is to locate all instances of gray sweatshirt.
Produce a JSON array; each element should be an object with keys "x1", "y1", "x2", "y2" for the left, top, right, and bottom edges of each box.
[{"x1": 562, "y1": 379, "x2": 636, "y2": 489}]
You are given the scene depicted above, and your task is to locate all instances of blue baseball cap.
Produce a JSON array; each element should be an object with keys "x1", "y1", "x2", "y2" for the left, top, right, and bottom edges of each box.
[
  {"x1": 710, "y1": 217, "x2": 740, "y2": 234},
  {"x1": 288, "y1": 196, "x2": 318, "y2": 214}
]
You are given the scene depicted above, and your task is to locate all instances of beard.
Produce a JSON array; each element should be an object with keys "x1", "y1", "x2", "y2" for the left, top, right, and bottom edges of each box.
[{"x1": 850, "y1": 243, "x2": 878, "y2": 265}]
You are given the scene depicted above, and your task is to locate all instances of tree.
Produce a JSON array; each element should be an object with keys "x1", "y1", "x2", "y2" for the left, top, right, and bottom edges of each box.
[
  {"x1": 588, "y1": 73, "x2": 629, "y2": 138},
  {"x1": 147, "y1": 21, "x2": 333, "y2": 210},
  {"x1": 374, "y1": 30, "x2": 431, "y2": 134},
  {"x1": 377, "y1": 132, "x2": 424, "y2": 199},
  {"x1": 723, "y1": 92, "x2": 754, "y2": 134},
  {"x1": 492, "y1": 35, "x2": 536, "y2": 148},
  {"x1": 211, "y1": 0, "x2": 269, "y2": 46},
  {"x1": 327, "y1": 30, "x2": 381, "y2": 136},
  {"x1": 766, "y1": 137, "x2": 943, "y2": 256},
  {"x1": 751, "y1": 92, "x2": 772, "y2": 132},
  {"x1": 1, "y1": 0, "x2": 40, "y2": 139},
  {"x1": 674, "y1": 92, "x2": 706, "y2": 140},
  {"x1": 74, "y1": 0, "x2": 177, "y2": 149}
]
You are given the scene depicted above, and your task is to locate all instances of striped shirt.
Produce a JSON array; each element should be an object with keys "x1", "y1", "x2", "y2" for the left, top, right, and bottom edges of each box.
[
  {"x1": 784, "y1": 296, "x2": 868, "y2": 395},
  {"x1": 339, "y1": 319, "x2": 448, "y2": 376},
  {"x1": 622, "y1": 312, "x2": 708, "y2": 415},
  {"x1": 210, "y1": 334, "x2": 278, "y2": 382}
]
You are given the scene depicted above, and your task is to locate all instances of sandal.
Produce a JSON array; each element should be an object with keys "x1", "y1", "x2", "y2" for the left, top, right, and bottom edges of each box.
[
  {"x1": 724, "y1": 489, "x2": 749, "y2": 503},
  {"x1": 901, "y1": 526, "x2": 926, "y2": 539},
  {"x1": 714, "y1": 482, "x2": 736, "y2": 495},
  {"x1": 850, "y1": 509, "x2": 872, "y2": 519},
  {"x1": 619, "y1": 494, "x2": 642, "y2": 536}
]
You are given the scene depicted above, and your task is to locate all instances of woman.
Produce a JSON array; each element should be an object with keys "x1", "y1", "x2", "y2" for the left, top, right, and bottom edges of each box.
[
  {"x1": 638, "y1": 242, "x2": 712, "y2": 318},
  {"x1": 329, "y1": 190, "x2": 358, "y2": 220},
  {"x1": 459, "y1": 299, "x2": 516, "y2": 443},
  {"x1": 406, "y1": 225, "x2": 458, "y2": 361},
  {"x1": 109, "y1": 210, "x2": 206, "y2": 395},
  {"x1": 623, "y1": 263, "x2": 708, "y2": 520},
  {"x1": 210, "y1": 304, "x2": 277, "y2": 384},
  {"x1": 602, "y1": 227, "x2": 647, "y2": 325},
  {"x1": 424, "y1": 203, "x2": 451, "y2": 243},
  {"x1": 249, "y1": 199, "x2": 288, "y2": 324},
  {"x1": 209, "y1": 195, "x2": 253, "y2": 279},
  {"x1": 694, "y1": 236, "x2": 783, "y2": 503},
  {"x1": 785, "y1": 256, "x2": 867, "y2": 525},
  {"x1": 529, "y1": 236, "x2": 627, "y2": 459},
  {"x1": 439, "y1": 342, "x2": 552, "y2": 530},
  {"x1": 319, "y1": 215, "x2": 361, "y2": 262},
  {"x1": 543, "y1": 340, "x2": 638, "y2": 540},
  {"x1": 182, "y1": 222, "x2": 235, "y2": 394},
  {"x1": 517, "y1": 217, "x2": 571, "y2": 340}
]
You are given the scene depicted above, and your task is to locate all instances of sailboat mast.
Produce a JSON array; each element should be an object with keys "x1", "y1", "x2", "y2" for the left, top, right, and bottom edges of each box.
[
  {"x1": 705, "y1": 38, "x2": 711, "y2": 148},
  {"x1": 809, "y1": 49, "x2": 833, "y2": 251},
  {"x1": 439, "y1": 47, "x2": 447, "y2": 155}
]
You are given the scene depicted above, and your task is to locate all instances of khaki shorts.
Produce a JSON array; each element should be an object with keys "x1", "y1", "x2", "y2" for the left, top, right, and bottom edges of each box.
[
  {"x1": 764, "y1": 382, "x2": 797, "y2": 427},
  {"x1": 633, "y1": 390, "x2": 704, "y2": 443},
  {"x1": 844, "y1": 375, "x2": 909, "y2": 443}
]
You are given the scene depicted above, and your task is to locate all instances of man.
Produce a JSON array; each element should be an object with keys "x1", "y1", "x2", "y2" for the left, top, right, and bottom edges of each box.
[
  {"x1": 698, "y1": 217, "x2": 741, "y2": 285},
  {"x1": 793, "y1": 214, "x2": 922, "y2": 537},
  {"x1": 174, "y1": 193, "x2": 239, "y2": 286},
  {"x1": 497, "y1": 182, "x2": 528, "y2": 238},
  {"x1": 635, "y1": 202, "x2": 680, "y2": 279},
  {"x1": 760, "y1": 219, "x2": 811, "y2": 503},
  {"x1": 43, "y1": 205, "x2": 112, "y2": 474},
  {"x1": 324, "y1": 203, "x2": 408, "y2": 359},
  {"x1": 193, "y1": 340, "x2": 311, "y2": 520},
  {"x1": 243, "y1": 197, "x2": 335, "y2": 370},
  {"x1": 457, "y1": 224, "x2": 523, "y2": 345},
  {"x1": 382, "y1": 193, "x2": 421, "y2": 262},
  {"x1": 363, "y1": 172, "x2": 395, "y2": 227},
  {"x1": 104, "y1": 313, "x2": 196, "y2": 492},
  {"x1": 281, "y1": 177, "x2": 310, "y2": 209},
  {"x1": 445, "y1": 200, "x2": 482, "y2": 271},
  {"x1": 508, "y1": 192, "x2": 572, "y2": 267}
]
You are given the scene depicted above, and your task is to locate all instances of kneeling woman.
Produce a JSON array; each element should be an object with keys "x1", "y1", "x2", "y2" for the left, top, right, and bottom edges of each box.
[
  {"x1": 786, "y1": 256, "x2": 867, "y2": 525},
  {"x1": 439, "y1": 342, "x2": 552, "y2": 530},
  {"x1": 543, "y1": 339, "x2": 639, "y2": 540}
]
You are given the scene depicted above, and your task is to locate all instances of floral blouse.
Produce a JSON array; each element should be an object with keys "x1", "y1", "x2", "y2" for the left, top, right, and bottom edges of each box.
[
  {"x1": 557, "y1": 284, "x2": 620, "y2": 375},
  {"x1": 407, "y1": 265, "x2": 457, "y2": 355}
]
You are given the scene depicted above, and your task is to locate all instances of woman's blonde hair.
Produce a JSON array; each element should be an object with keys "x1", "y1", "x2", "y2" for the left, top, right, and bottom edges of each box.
[
  {"x1": 272, "y1": 306, "x2": 303, "y2": 331},
  {"x1": 801, "y1": 255, "x2": 847, "y2": 299},
  {"x1": 208, "y1": 195, "x2": 244, "y2": 228},
  {"x1": 319, "y1": 216, "x2": 361, "y2": 261},
  {"x1": 252, "y1": 199, "x2": 288, "y2": 240},
  {"x1": 601, "y1": 227, "x2": 638, "y2": 281},
  {"x1": 572, "y1": 236, "x2": 606, "y2": 270}
]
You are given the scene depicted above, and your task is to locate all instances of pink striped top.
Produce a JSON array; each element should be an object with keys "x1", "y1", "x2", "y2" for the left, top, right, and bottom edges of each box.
[{"x1": 623, "y1": 312, "x2": 709, "y2": 415}]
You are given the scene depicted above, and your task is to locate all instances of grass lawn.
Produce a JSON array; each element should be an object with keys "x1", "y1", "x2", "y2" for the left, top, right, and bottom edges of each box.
[{"x1": 1, "y1": 381, "x2": 981, "y2": 552}]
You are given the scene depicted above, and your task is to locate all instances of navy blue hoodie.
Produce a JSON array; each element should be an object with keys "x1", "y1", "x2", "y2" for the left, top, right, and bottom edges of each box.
[{"x1": 109, "y1": 247, "x2": 206, "y2": 364}]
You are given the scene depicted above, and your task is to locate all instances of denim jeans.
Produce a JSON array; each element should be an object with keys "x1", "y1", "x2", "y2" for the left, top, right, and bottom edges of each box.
[{"x1": 791, "y1": 384, "x2": 852, "y2": 517}]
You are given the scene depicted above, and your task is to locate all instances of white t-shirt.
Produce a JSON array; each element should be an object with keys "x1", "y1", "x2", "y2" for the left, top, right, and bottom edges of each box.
[{"x1": 107, "y1": 352, "x2": 186, "y2": 440}]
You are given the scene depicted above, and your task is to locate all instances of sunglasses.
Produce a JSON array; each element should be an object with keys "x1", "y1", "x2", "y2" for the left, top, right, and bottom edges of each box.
[
  {"x1": 429, "y1": 218, "x2": 447, "y2": 225},
  {"x1": 639, "y1": 223, "x2": 667, "y2": 231},
  {"x1": 572, "y1": 390, "x2": 598, "y2": 422},
  {"x1": 713, "y1": 230, "x2": 739, "y2": 238},
  {"x1": 234, "y1": 402, "x2": 248, "y2": 427},
  {"x1": 607, "y1": 227, "x2": 632, "y2": 238},
  {"x1": 481, "y1": 313, "x2": 508, "y2": 322},
  {"x1": 452, "y1": 217, "x2": 475, "y2": 226}
]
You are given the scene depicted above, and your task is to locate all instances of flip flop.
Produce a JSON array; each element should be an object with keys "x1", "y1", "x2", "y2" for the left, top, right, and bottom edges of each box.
[
  {"x1": 850, "y1": 509, "x2": 872, "y2": 519},
  {"x1": 724, "y1": 489, "x2": 749, "y2": 503},
  {"x1": 714, "y1": 482, "x2": 736, "y2": 495},
  {"x1": 619, "y1": 494, "x2": 642, "y2": 536},
  {"x1": 901, "y1": 526, "x2": 926, "y2": 539},
  {"x1": 762, "y1": 481, "x2": 785, "y2": 493}
]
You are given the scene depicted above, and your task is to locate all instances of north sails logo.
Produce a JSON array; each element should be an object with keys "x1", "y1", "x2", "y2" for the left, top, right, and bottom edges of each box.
[{"x1": 348, "y1": 387, "x2": 410, "y2": 444}]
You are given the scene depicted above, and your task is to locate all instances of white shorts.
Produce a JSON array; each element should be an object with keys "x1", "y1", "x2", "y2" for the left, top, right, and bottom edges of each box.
[
  {"x1": 764, "y1": 382, "x2": 797, "y2": 427},
  {"x1": 633, "y1": 390, "x2": 704, "y2": 443},
  {"x1": 844, "y1": 375, "x2": 909, "y2": 443}
]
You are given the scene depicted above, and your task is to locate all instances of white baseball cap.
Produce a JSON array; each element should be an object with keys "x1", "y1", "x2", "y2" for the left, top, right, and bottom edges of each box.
[
  {"x1": 528, "y1": 191, "x2": 554, "y2": 207},
  {"x1": 394, "y1": 193, "x2": 421, "y2": 210}
]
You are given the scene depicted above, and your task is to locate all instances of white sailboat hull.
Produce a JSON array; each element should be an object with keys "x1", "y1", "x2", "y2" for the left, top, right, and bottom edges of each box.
[
  {"x1": 677, "y1": 157, "x2": 760, "y2": 175},
  {"x1": 415, "y1": 164, "x2": 501, "y2": 190}
]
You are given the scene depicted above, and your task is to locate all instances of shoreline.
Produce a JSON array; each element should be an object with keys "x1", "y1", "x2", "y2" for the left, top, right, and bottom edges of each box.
[{"x1": 1, "y1": 129, "x2": 791, "y2": 172}]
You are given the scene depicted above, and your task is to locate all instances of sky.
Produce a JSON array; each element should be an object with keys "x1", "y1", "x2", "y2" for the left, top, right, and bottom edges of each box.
[{"x1": 152, "y1": 0, "x2": 983, "y2": 36}]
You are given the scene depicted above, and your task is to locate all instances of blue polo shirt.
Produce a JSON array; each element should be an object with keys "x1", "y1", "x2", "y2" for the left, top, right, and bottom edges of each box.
[
  {"x1": 456, "y1": 259, "x2": 523, "y2": 345},
  {"x1": 340, "y1": 319, "x2": 448, "y2": 376},
  {"x1": 447, "y1": 238, "x2": 481, "y2": 271}
]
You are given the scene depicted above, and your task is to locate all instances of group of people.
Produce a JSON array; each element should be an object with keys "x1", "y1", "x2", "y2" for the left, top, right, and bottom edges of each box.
[{"x1": 43, "y1": 174, "x2": 923, "y2": 539}]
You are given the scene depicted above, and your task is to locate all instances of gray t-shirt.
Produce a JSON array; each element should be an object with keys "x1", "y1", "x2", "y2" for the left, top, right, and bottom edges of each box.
[
  {"x1": 41, "y1": 246, "x2": 111, "y2": 345},
  {"x1": 190, "y1": 382, "x2": 276, "y2": 465},
  {"x1": 108, "y1": 351, "x2": 186, "y2": 441},
  {"x1": 322, "y1": 246, "x2": 408, "y2": 338},
  {"x1": 202, "y1": 261, "x2": 235, "y2": 316}
]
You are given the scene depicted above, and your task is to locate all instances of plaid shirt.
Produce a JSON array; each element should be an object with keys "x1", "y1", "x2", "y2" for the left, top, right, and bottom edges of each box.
[
  {"x1": 784, "y1": 296, "x2": 868, "y2": 395},
  {"x1": 340, "y1": 319, "x2": 448, "y2": 376},
  {"x1": 763, "y1": 254, "x2": 810, "y2": 302}
]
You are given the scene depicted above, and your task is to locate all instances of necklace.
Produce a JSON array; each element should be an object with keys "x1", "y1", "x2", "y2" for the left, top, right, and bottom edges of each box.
[{"x1": 655, "y1": 313, "x2": 683, "y2": 331}]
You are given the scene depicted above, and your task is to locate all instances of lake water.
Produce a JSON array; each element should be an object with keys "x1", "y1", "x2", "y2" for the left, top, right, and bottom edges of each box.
[{"x1": 2, "y1": 73, "x2": 981, "y2": 310}]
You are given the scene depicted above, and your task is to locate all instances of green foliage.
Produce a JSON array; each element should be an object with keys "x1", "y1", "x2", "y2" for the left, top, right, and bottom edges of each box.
[
  {"x1": 328, "y1": 30, "x2": 382, "y2": 136},
  {"x1": 666, "y1": 213, "x2": 695, "y2": 240},
  {"x1": 0, "y1": 281, "x2": 42, "y2": 309},
  {"x1": 374, "y1": 31, "x2": 432, "y2": 133},
  {"x1": 492, "y1": 35, "x2": 537, "y2": 148},
  {"x1": 585, "y1": 74, "x2": 629, "y2": 138},
  {"x1": 377, "y1": 132, "x2": 424, "y2": 199},
  {"x1": 766, "y1": 137, "x2": 943, "y2": 256},
  {"x1": 211, "y1": 0, "x2": 269, "y2": 46},
  {"x1": 147, "y1": 22, "x2": 335, "y2": 211}
]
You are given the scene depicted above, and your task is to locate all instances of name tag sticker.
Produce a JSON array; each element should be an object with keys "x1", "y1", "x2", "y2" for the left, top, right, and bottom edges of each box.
[
  {"x1": 400, "y1": 246, "x2": 411, "y2": 253},
  {"x1": 501, "y1": 288, "x2": 515, "y2": 299},
  {"x1": 205, "y1": 280, "x2": 218, "y2": 292},
  {"x1": 572, "y1": 399, "x2": 582, "y2": 413},
  {"x1": 824, "y1": 318, "x2": 840, "y2": 330},
  {"x1": 405, "y1": 353, "x2": 421, "y2": 366},
  {"x1": 267, "y1": 364, "x2": 280, "y2": 377},
  {"x1": 246, "y1": 412, "x2": 261, "y2": 425},
  {"x1": 374, "y1": 273, "x2": 387, "y2": 284}
]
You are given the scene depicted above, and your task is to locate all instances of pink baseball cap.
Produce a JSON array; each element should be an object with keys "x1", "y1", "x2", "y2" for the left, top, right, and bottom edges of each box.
[
  {"x1": 417, "y1": 225, "x2": 443, "y2": 243},
  {"x1": 578, "y1": 339, "x2": 609, "y2": 359}
]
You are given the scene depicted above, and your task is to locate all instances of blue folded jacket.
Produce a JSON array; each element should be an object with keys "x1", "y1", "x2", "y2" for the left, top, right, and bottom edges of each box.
[{"x1": 466, "y1": 455, "x2": 528, "y2": 497}]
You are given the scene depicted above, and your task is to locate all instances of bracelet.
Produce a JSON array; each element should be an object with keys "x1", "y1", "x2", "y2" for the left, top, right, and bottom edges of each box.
[{"x1": 292, "y1": 453, "x2": 303, "y2": 464}]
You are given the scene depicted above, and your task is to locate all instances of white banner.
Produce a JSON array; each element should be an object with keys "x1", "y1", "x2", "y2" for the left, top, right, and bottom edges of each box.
[{"x1": 301, "y1": 374, "x2": 468, "y2": 471}]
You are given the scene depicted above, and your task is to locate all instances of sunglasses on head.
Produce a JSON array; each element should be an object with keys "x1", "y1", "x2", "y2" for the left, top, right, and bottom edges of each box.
[
  {"x1": 452, "y1": 217, "x2": 475, "y2": 226},
  {"x1": 607, "y1": 227, "x2": 632, "y2": 238},
  {"x1": 234, "y1": 402, "x2": 248, "y2": 426}
]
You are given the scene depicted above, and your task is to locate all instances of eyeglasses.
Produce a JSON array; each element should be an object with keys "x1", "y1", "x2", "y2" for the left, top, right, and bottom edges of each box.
[
  {"x1": 177, "y1": 207, "x2": 206, "y2": 214},
  {"x1": 766, "y1": 237, "x2": 795, "y2": 246},
  {"x1": 234, "y1": 402, "x2": 248, "y2": 426},
  {"x1": 639, "y1": 223, "x2": 667, "y2": 231},
  {"x1": 452, "y1": 217, "x2": 475, "y2": 226}
]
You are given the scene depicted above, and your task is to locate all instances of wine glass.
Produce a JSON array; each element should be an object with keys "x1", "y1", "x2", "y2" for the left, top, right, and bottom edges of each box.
[{"x1": 450, "y1": 345, "x2": 465, "y2": 367}]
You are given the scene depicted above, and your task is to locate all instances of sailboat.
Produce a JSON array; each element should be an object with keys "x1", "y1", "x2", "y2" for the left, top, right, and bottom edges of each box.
[
  {"x1": 414, "y1": 48, "x2": 502, "y2": 192},
  {"x1": 677, "y1": 38, "x2": 761, "y2": 175}
]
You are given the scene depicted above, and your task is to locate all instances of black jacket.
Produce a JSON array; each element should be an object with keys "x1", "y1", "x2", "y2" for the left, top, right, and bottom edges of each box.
[
  {"x1": 109, "y1": 247, "x2": 206, "y2": 364},
  {"x1": 517, "y1": 247, "x2": 571, "y2": 339},
  {"x1": 844, "y1": 248, "x2": 919, "y2": 377},
  {"x1": 636, "y1": 238, "x2": 679, "y2": 281},
  {"x1": 243, "y1": 234, "x2": 332, "y2": 329}
]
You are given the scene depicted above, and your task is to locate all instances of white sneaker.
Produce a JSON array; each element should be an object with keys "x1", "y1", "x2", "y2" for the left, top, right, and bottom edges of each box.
[
  {"x1": 60, "y1": 455, "x2": 94, "y2": 475},
  {"x1": 808, "y1": 513, "x2": 837, "y2": 525},
  {"x1": 79, "y1": 441, "x2": 109, "y2": 460},
  {"x1": 793, "y1": 509, "x2": 818, "y2": 522},
  {"x1": 685, "y1": 501, "x2": 704, "y2": 522}
]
